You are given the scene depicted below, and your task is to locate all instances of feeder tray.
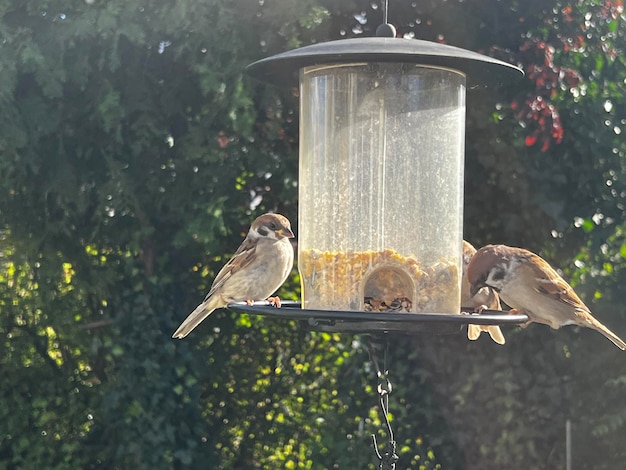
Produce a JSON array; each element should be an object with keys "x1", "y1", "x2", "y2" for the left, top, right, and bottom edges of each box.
[
  {"x1": 228, "y1": 301, "x2": 530, "y2": 335},
  {"x1": 245, "y1": 33, "x2": 523, "y2": 337}
]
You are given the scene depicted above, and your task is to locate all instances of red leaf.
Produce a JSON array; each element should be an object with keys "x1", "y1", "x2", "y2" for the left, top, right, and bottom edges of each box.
[{"x1": 217, "y1": 132, "x2": 230, "y2": 149}]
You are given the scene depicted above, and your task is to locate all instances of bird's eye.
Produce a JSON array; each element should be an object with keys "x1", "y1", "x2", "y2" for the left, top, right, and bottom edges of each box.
[{"x1": 269, "y1": 222, "x2": 278, "y2": 230}]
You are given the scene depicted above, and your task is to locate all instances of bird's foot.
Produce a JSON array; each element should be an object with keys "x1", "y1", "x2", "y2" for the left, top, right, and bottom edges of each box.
[
  {"x1": 508, "y1": 308, "x2": 532, "y2": 328},
  {"x1": 244, "y1": 298, "x2": 255, "y2": 306},
  {"x1": 267, "y1": 296, "x2": 282, "y2": 308},
  {"x1": 460, "y1": 304, "x2": 489, "y2": 315}
]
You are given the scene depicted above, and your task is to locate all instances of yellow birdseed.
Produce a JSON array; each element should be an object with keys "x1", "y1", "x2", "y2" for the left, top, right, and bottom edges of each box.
[{"x1": 299, "y1": 248, "x2": 460, "y2": 313}]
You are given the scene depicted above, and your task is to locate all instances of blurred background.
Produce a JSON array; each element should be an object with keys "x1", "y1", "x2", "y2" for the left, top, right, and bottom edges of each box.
[{"x1": 1, "y1": 0, "x2": 625, "y2": 468}]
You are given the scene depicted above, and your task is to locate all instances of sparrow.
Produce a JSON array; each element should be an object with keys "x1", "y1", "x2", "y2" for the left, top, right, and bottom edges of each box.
[
  {"x1": 462, "y1": 241, "x2": 506, "y2": 345},
  {"x1": 467, "y1": 244, "x2": 626, "y2": 350},
  {"x1": 172, "y1": 213, "x2": 295, "y2": 339}
]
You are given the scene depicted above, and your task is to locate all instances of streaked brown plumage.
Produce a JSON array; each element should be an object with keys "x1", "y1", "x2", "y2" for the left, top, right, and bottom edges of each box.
[
  {"x1": 172, "y1": 213, "x2": 294, "y2": 339},
  {"x1": 467, "y1": 244, "x2": 626, "y2": 350}
]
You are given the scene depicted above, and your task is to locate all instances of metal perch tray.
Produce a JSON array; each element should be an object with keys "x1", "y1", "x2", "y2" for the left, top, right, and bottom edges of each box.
[{"x1": 227, "y1": 300, "x2": 529, "y2": 335}]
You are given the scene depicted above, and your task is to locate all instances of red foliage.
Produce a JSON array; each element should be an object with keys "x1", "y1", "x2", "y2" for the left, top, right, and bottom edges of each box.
[
  {"x1": 216, "y1": 131, "x2": 230, "y2": 149},
  {"x1": 513, "y1": 0, "x2": 622, "y2": 152},
  {"x1": 513, "y1": 37, "x2": 576, "y2": 151}
]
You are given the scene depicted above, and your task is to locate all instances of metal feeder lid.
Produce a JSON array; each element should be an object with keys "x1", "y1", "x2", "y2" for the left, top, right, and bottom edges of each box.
[{"x1": 247, "y1": 37, "x2": 523, "y2": 87}]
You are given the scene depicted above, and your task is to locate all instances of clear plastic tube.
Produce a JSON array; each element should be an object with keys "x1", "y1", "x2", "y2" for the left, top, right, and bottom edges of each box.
[{"x1": 299, "y1": 63, "x2": 465, "y2": 314}]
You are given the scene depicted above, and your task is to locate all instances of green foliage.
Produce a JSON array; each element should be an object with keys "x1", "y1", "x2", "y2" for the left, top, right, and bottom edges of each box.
[{"x1": 1, "y1": 0, "x2": 626, "y2": 469}]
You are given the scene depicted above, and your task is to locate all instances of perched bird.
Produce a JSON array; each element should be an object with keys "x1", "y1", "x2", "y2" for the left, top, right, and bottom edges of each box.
[
  {"x1": 467, "y1": 244, "x2": 626, "y2": 350},
  {"x1": 462, "y1": 241, "x2": 506, "y2": 345},
  {"x1": 172, "y1": 213, "x2": 294, "y2": 339}
]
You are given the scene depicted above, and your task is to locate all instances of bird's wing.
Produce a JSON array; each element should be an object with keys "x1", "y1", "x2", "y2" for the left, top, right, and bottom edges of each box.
[
  {"x1": 204, "y1": 237, "x2": 258, "y2": 301},
  {"x1": 526, "y1": 253, "x2": 589, "y2": 311}
]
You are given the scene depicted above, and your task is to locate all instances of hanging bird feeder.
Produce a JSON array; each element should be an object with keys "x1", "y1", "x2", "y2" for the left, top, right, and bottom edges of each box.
[
  {"x1": 239, "y1": 12, "x2": 527, "y2": 470},
  {"x1": 237, "y1": 24, "x2": 527, "y2": 334}
]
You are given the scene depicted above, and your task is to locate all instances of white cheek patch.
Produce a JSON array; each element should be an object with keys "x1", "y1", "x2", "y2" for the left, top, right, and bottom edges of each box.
[{"x1": 248, "y1": 227, "x2": 262, "y2": 241}]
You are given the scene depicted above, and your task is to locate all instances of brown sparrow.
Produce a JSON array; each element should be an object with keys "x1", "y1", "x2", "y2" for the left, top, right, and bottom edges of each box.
[
  {"x1": 467, "y1": 244, "x2": 626, "y2": 350},
  {"x1": 172, "y1": 213, "x2": 294, "y2": 339},
  {"x1": 462, "y1": 241, "x2": 505, "y2": 345}
]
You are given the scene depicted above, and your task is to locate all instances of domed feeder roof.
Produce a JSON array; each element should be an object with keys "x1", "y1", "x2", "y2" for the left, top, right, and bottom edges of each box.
[{"x1": 247, "y1": 37, "x2": 523, "y2": 87}]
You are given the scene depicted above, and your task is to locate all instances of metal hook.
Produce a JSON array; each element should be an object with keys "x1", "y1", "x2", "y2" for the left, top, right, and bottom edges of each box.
[{"x1": 367, "y1": 337, "x2": 399, "y2": 470}]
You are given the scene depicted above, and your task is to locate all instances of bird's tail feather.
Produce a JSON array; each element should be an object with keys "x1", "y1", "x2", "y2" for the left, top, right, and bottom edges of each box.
[
  {"x1": 467, "y1": 324, "x2": 506, "y2": 345},
  {"x1": 588, "y1": 317, "x2": 626, "y2": 350},
  {"x1": 172, "y1": 297, "x2": 220, "y2": 339},
  {"x1": 486, "y1": 325, "x2": 506, "y2": 345},
  {"x1": 467, "y1": 324, "x2": 481, "y2": 341}
]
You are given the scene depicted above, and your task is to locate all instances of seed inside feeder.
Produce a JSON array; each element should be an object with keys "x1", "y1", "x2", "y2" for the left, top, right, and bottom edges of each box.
[{"x1": 300, "y1": 249, "x2": 459, "y2": 313}]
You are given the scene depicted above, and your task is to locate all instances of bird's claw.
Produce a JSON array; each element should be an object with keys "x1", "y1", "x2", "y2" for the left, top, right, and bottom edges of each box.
[
  {"x1": 244, "y1": 299, "x2": 255, "y2": 306},
  {"x1": 475, "y1": 304, "x2": 489, "y2": 314},
  {"x1": 508, "y1": 308, "x2": 532, "y2": 328},
  {"x1": 267, "y1": 296, "x2": 282, "y2": 308},
  {"x1": 460, "y1": 304, "x2": 489, "y2": 315}
]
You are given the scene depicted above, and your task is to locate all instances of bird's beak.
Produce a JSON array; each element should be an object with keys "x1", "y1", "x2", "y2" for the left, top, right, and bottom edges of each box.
[
  {"x1": 469, "y1": 284, "x2": 480, "y2": 298},
  {"x1": 278, "y1": 227, "x2": 295, "y2": 239}
]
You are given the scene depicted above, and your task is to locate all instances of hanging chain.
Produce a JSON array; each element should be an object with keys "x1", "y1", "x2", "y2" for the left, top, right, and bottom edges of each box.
[{"x1": 367, "y1": 336, "x2": 399, "y2": 470}]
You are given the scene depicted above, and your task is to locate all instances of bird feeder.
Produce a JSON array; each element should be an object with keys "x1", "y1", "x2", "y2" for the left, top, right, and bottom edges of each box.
[
  {"x1": 247, "y1": 31, "x2": 522, "y2": 328},
  {"x1": 244, "y1": 25, "x2": 525, "y2": 469}
]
